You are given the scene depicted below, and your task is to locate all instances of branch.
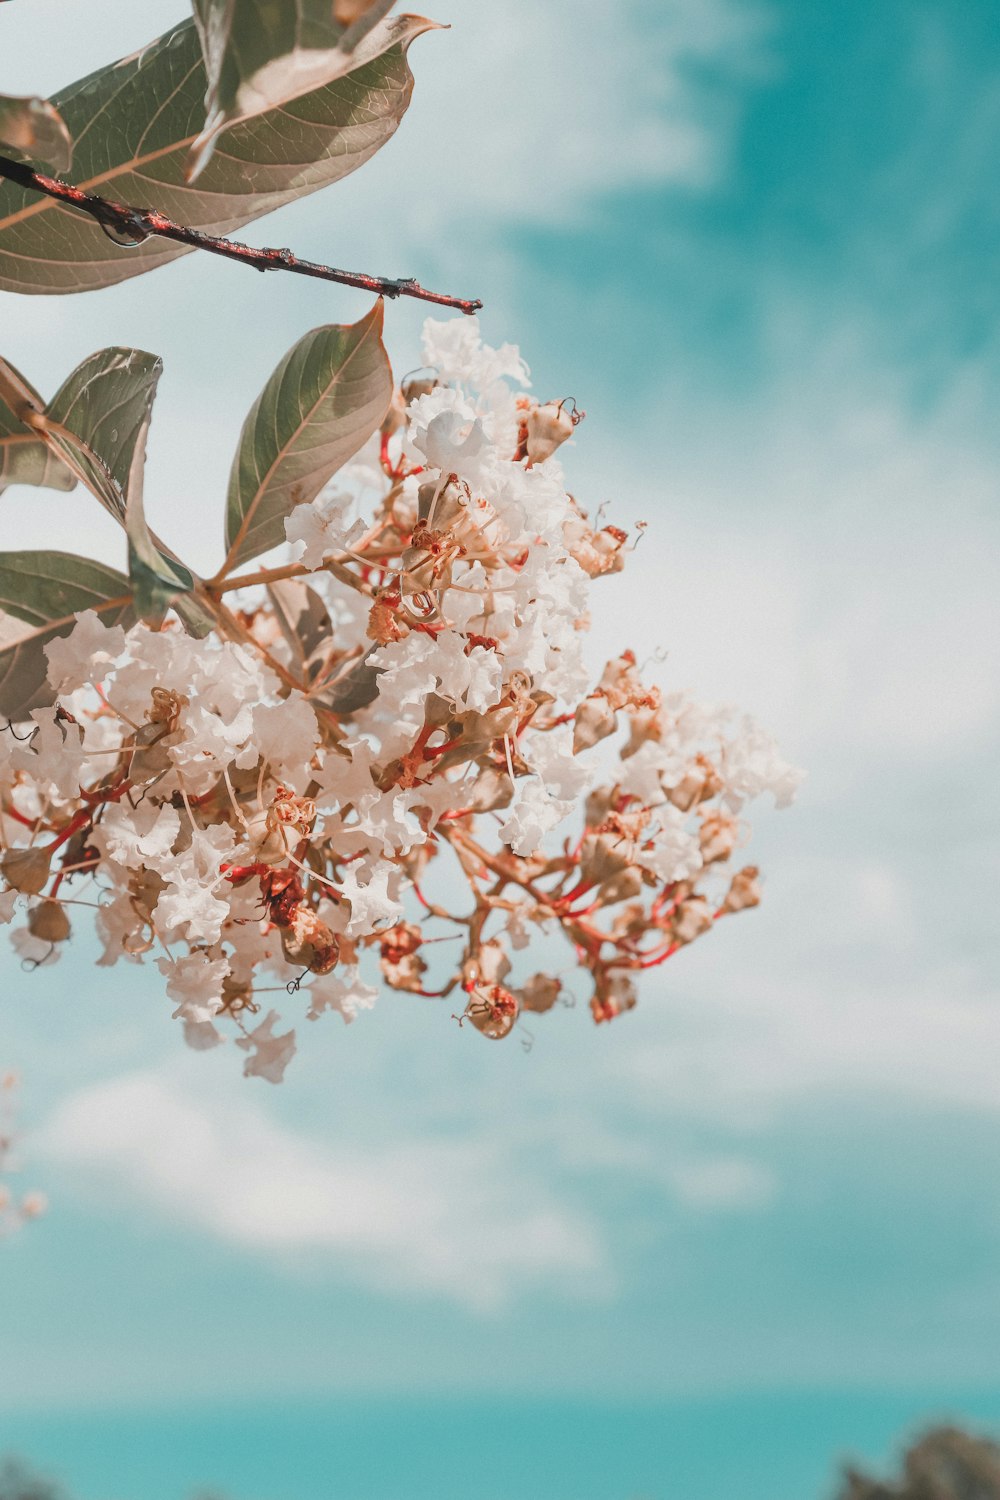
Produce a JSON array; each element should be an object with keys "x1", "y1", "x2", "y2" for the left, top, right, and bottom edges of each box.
[{"x1": 0, "y1": 155, "x2": 483, "y2": 315}]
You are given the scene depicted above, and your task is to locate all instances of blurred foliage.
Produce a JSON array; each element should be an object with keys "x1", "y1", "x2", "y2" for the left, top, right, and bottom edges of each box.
[
  {"x1": 0, "y1": 1459, "x2": 224, "y2": 1500},
  {"x1": 5, "y1": 1426, "x2": 1000, "y2": 1500},
  {"x1": 838, "y1": 1426, "x2": 1000, "y2": 1500}
]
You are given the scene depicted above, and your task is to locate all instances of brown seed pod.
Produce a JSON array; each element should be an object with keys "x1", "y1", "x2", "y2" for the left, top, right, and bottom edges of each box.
[
  {"x1": 1, "y1": 846, "x2": 53, "y2": 896},
  {"x1": 464, "y1": 984, "x2": 519, "y2": 1040},
  {"x1": 27, "y1": 901, "x2": 71, "y2": 944}
]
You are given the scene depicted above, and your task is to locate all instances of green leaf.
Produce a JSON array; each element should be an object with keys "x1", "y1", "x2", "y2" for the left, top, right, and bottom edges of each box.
[
  {"x1": 0, "y1": 359, "x2": 76, "y2": 497},
  {"x1": 46, "y1": 348, "x2": 165, "y2": 525},
  {"x1": 189, "y1": 0, "x2": 398, "y2": 180},
  {"x1": 0, "y1": 94, "x2": 72, "y2": 174},
  {"x1": 28, "y1": 349, "x2": 213, "y2": 635},
  {"x1": 223, "y1": 301, "x2": 391, "y2": 572},
  {"x1": 0, "y1": 552, "x2": 133, "y2": 721},
  {"x1": 0, "y1": 16, "x2": 436, "y2": 295},
  {"x1": 0, "y1": 550, "x2": 132, "y2": 628}
]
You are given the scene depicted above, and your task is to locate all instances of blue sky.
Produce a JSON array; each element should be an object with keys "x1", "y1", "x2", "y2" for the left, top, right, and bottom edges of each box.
[{"x1": 2, "y1": 0, "x2": 1000, "y2": 1493}]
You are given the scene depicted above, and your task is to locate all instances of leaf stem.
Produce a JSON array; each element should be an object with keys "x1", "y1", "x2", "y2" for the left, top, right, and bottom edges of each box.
[{"x1": 0, "y1": 155, "x2": 483, "y2": 315}]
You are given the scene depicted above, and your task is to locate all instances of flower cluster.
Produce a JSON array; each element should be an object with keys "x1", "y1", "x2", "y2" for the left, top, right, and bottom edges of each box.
[
  {"x1": 0, "y1": 319, "x2": 801, "y2": 1081},
  {"x1": 0, "y1": 1072, "x2": 46, "y2": 1235}
]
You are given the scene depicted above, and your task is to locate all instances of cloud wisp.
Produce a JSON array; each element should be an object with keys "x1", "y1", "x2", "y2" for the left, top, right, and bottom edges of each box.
[{"x1": 38, "y1": 1068, "x2": 607, "y2": 1311}]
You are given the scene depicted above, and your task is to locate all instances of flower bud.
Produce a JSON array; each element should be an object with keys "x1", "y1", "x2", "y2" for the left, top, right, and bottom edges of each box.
[
  {"x1": 721, "y1": 866, "x2": 761, "y2": 914},
  {"x1": 20, "y1": 1190, "x2": 47, "y2": 1220},
  {"x1": 573, "y1": 695, "x2": 617, "y2": 753},
  {"x1": 698, "y1": 812, "x2": 738, "y2": 866},
  {"x1": 401, "y1": 369, "x2": 438, "y2": 405},
  {"x1": 465, "y1": 985, "x2": 519, "y2": 1039},
  {"x1": 462, "y1": 938, "x2": 511, "y2": 989},
  {"x1": 517, "y1": 974, "x2": 561, "y2": 1014},
  {"x1": 590, "y1": 972, "x2": 636, "y2": 1024},
  {"x1": 281, "y1": 905, "x2": 340, "y2": 976},
  {"x1": 671, "y1": 896, "x2": 714, "y2": 946},
  {"x1": 666, "y1": 756, "x2": 722, "y2": 812},
  {"x1": 1, "y1": 846, "x2": 53, "y2": 896},
  {"x1": 525, "y1": 401, "x2": 576, "y2": 464},
  {"x1": 596, "y1": 866, "x2": 643, "y2": 907},
  {"x1": 28, "y1": 901, "x2": 71, "y2": 944}
]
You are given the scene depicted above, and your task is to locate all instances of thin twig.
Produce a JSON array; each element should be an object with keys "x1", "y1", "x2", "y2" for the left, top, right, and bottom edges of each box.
[{"x1": 0, "y1": 154, "x2": 483, "y2": 315}]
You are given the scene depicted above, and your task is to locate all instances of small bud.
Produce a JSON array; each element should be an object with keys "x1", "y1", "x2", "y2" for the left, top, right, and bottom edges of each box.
[
  {"x1": 666, "y1": 756, "x2": 722, "y2": 812},
  {"x1": 281, "y1": 905, "x2": 340, "y2": 976},
  {"x1": 590, "y1": 972, "x2": 636, "y2": 1024},
  {"x1": 698, "y1": 812, "x2": 738, "y2": 866},
  {"x1": 671, "y1": 896, "x2": 714, "y2": 946},
  {"x1": 401, "y1": 368, "x2": 438, "y2": 405},
  {"x1": 721, "y1": 866, "x2": 762, "y2": 914},
  {"x1": 1, "y1": 846, "x2": 53, "y2": 896},
  {"x1": 596, "y1": 866, "x2": 643, "y2": 907},
  {"x1": 462, "y1": 938, "x2": 511, "y2": 989},
  {"x1": 20, "y1": 1190, "x2": 47, "y2": 1220},
  {"x1": 573, "y1": 696, "x2": 617, "y2": 753},
  {"x1": 465, "y1": 985, "x2": 519, "y2": 1040},
  {"x1": 525, "y1": 401, "x2": 577, "y2": 464},
  {"x1": 517, "y1": 974, "x2": 561, "y2": 1014},
  {"x1": 28, "y1": 901, "x2": 71, "y2": 944}
]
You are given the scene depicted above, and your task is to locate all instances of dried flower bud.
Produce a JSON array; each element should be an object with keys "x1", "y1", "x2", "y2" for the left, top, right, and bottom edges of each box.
[
  {"x1": 401, "y1": 369, "x2": 438, "y2": 404},
  {"x1": 465, "y1": 985, "x2": 519, "y2": 1040},
  {"x1": 699, "y1": 811, "x2": 739, "y2": 866},
  {"x1": 517, "y1": 974, "x2": 561, "y2": 1014},
  {"x1": 596, "y1": 866, "x2": 643, "y2": 907},
  {"x1": 525, "y1": 401, "x2": 577, "y2": 464},
  {"x1": 367, "y1": 590, "x2": 409, "y2": 645},
  {"x1": 666, "y1": 756, "x2": 723, "y2": 812},
  {"x1": 462, "y1": 938, "x2": 511, "y2": 989},
  {"x1": 591, "y1": 972, "x2": 636, "y2": 1024},
  {"x1": 1, "y1": 846, "x2": 53, "y2": 896},
  {"x1": 573, "y1": 695, "x2": 618, "y2": 753},
  {"x1": 28, "y1": 901, "x2": 71, "y2": 944},
  {"x1": 281, "y1": 905, "x2": 340, "y2": 976},
  {"x1": 721, "y1": 866, "x2": 762, "y2": 914},
  {"x1": 671, "y1": 896, "x2": 714, "y2": 946},
  {"x1": 380, "y1": 923, "x2": 427, "y2": 992}
]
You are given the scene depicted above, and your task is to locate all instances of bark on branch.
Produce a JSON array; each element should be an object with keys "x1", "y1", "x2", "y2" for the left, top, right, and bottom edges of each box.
[{"x1": 0, "y1": 155, "x2": 483, "y2": 314}]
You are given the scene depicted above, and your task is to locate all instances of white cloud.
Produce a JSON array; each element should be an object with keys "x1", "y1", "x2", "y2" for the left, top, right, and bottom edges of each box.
[
  {"x1": 38, "y1": 1067, "x2": 606, "y2": 1310},
  {"x1": 391, "y1": 0, "x2": 774, "y2": 224}
]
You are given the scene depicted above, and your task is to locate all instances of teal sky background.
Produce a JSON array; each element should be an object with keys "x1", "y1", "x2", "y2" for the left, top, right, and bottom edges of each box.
[{"x1": 1, "y1": 1, "x2": 999, "y2": 1496}]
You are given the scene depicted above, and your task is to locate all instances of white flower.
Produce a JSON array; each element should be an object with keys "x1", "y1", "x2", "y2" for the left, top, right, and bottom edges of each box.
[
  {"x1": 157, "y1": 951, "x2": 229, "y2": 1025},
  {"x1": 421, "y1": 316, "x2": 529, "y2": 391},
  {"x1": 721, "y1": 717, "x2": 805, "y2": 810},
  {"x1": 499, "y1": 778, "x2": 572, "y2": 856},
  {"x1": 94, "y1": 801, "x2": 181, "y2": 870},
  {"x1": 43, "y1": 610, "x2": 126, "y2": 693},
  {"x1": 417, "y1": 410, "x2": 491, "y2": 485},
  {"x1": 339, "y1": 862, "x2": 403, "y2": 938},
  {"x1": 236, "y1": 1010, "x2": 296, "y2": 1084},
  {"x1": 285, "y1": 492, "x2": 366, "y2": 567},
  {"x1": 252, "y1": 697, "x2": 319, "y2": 791},
  {"x1": 306, "y1": 966, "x2": 378, "y2": 1023}
]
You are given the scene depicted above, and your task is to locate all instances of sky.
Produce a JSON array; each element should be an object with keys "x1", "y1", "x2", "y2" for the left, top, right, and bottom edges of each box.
[{"x1": 1, "y1": 1, "x2": 1000, "y2": 1496}]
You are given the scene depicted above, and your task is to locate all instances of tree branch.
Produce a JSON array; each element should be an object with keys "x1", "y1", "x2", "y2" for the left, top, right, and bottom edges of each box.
[{"x1": 0, "y1": 154, "x2": 483, "y2": 315}]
